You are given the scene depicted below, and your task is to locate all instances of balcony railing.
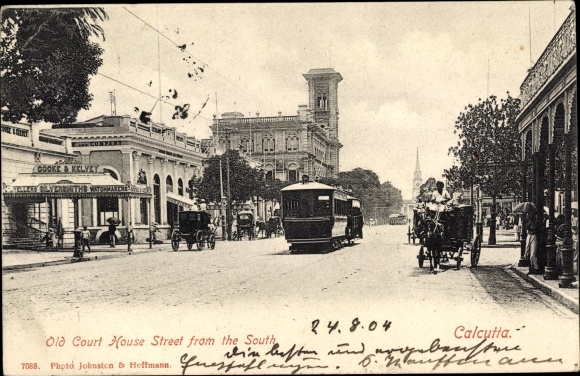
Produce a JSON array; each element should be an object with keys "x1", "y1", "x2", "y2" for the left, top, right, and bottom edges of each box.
[
  {"x1": 216, "y1": 115, "x2": 298, "y2": 125},
  {"x1": 519, "y1": 11, "x2": 576, "y2": 108}
]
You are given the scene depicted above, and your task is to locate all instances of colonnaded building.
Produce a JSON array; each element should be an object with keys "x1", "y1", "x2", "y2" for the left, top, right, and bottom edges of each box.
[
  {"x1": 1, "y1": 67, "x2": 344, "y2": 247},
  {"x1": 2, "y1": 115, "x2": 205, "y2": 246}
]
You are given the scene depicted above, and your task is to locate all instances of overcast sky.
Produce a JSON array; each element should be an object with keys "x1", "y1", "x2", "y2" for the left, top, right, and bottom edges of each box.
[{"x1": 69, "y1": 2, "x2": 573, "y2": 199}]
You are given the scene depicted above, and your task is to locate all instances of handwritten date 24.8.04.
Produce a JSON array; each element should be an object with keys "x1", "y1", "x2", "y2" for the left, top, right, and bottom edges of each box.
[{"x1": 312, "y1": 318, "x2": 392, "y2": 335}]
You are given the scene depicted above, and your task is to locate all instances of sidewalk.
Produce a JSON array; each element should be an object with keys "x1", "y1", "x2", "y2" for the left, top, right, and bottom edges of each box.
[
  {"x1": 2, "y1": 242, "x2": 172, "y2": 270},
  {"x1": 480, "y1": 227, "x2": 579, "y2": 314}
]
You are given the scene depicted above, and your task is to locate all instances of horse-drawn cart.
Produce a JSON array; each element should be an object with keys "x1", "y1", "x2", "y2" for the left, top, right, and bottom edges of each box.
[
  {"x1": 171, "y1": 211, "x2": 216, "y2": 251},
  {"x1": 415, "y1": 204, "x2": 482, "y2": 272},
  {"x1": 234, "y1": 211, "x2": 256, "y2": 240}
]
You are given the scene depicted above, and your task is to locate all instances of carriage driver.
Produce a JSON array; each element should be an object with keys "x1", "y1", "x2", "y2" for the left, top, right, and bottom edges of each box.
[{"x1": 428, "y1": 181, "x2": 451, "y2": 219}]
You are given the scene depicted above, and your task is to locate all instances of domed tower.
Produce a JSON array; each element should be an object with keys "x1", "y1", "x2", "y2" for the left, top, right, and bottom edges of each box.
[
  {"x1": 412, "y1": 148, "x2": 422, "y2": 200},
  {"x1": 303, "y1": 68, "x2": 343, "y2": 176}
]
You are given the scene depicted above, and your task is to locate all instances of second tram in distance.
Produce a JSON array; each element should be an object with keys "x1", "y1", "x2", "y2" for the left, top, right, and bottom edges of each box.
[{"x1": 280, "y1": 176, "x2": 363, "y2": 251}]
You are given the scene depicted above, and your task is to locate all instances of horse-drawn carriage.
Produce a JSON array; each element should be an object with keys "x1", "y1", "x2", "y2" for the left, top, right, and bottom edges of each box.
[
  {"x1": 414, "y1": 204, "x2": 482, "y2": 272},
  {"x1": 171, "y1": 210, "x2": 216, "y2": 251},
  {"x1": 234, "y1": 211, "x2": 255, "y2": 240}
]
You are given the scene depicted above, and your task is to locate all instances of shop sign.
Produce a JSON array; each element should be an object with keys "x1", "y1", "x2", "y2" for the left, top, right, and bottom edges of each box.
[
  {"x1": 72, "y1": 140, "x2": 125, "y2": 147},
  {"x1": 13, "y1": 184, "x2": 130, "y2": 193},
  {"x1": 127, "y1": 183, "x2": 151, "y2": 194},
  {"x1": 34, "y1": 164, "x2": 100, "y2": 174}
]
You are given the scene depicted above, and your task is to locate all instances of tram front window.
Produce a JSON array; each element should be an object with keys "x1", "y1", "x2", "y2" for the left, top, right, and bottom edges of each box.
[{"x1": 283, "y1": 191, "x2": 332, "y2": 218}]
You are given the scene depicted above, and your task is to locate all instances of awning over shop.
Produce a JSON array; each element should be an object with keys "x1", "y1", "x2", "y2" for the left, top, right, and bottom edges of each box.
[
  {"x1": 3, "y1": 173, "x2": 152, "y2": 200},
  {"x1": 166, "y1": 192, "x2": 197, "y2": 209}
]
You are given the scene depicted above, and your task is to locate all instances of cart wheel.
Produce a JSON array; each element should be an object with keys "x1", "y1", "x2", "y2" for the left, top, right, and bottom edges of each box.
[
  {"x1": 418, "y1": 246, "x2": 425, "y2": 268},
  {"x1": 186, "y1": 239, "x2": 194, "y2": 251},
  {"x1": 208, "y1": 234, "x2": 216, "y2": 249},
  {"x1": 471, "y1": 235, "x2": 481, "y2": 267},
  {"x1": 171, "y1": 230, "x2": 180, "y2": 251},
  {"x1": 196, "y1": 230, "x2": 204, "y2": 251}
]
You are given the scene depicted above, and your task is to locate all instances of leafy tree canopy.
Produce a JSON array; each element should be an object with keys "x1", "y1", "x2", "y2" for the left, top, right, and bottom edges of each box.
[
  {"x1": 445, "y1": 93, "x2": 521, "y2": 198},
  {"x1": 196, "y1": 150, "x2": 265, "y2": 204},
  {"x1": 1, "y1": 7, "x2": 108, "y2": 124},
  {"x1": 319, "y1": 168, "x2": 403, "y2": 219}
]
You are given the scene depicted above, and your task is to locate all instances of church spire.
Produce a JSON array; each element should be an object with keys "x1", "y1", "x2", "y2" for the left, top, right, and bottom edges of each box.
[{"x1": 415, "y1": 147, "x2": 420, "y2": 171}]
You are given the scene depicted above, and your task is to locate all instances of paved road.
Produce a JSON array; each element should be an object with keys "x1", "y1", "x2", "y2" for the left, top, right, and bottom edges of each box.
[{"x1": 3, "y1": 225, "x2": 578, "y2": 374}]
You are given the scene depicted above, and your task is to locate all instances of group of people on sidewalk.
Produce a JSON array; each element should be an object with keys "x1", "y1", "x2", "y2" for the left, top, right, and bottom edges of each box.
[{"x1": 523, "y1": 209, "x2": 578, "y2": 276}]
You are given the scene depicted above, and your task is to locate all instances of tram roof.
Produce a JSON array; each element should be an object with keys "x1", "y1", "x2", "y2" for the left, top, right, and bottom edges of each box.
[{"x1": 281, "y1": 181, "x2": 345, "y2": 192}]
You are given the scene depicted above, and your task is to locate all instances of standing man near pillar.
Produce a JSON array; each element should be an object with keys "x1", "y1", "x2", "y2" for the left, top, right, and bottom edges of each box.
[{"x1": 525, "y1": 212, "x2": 540, "y2": 274}]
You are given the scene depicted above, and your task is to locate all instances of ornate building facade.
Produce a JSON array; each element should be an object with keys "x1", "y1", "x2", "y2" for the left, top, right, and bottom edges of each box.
[
  {"x1": 1, "y1": 121, "x2": 76, "y2": 247},
  {"x1": 209, "y1": 68, "x2": 343, "y2": 182},
  {"x1": 40, "y1": 115, "x2": 206, "y2": 241},
  {"x1": 516, "y1": 7, "x2": 577, "y2": 285}
]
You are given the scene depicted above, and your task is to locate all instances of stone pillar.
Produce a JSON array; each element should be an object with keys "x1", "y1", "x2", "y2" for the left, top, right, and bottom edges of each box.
[
  {"x1": 519, "y1": 160, "x2": 529, "y2": 267},
  {"x1": 544, "y1": 144, "x2": 558, "y2": 279},
  {"x1": 147, "y1": 156, "x2": 156, "y2": 224},
  {"x1": 160, "y1": 158, "x2": 168, "y2": 225},
  {"x1": 559, "y1": 132, "x2": 576, "y2": 287}
]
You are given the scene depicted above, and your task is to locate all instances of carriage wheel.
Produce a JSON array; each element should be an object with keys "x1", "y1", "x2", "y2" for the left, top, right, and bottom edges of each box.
[
  {"x1": 208, "y1": 234, "x2": 216, "y2": 249},
  {"x1": 196, "y1": 230, "x2": 204, "y2": 251},
  {"x1": 418, "y1": 246, "x2": 425, "y2": 268},
  {"x1": 470, "y1": 235, "x2": 481, "y2": 267},
  {"x1": 171, "y1": 230, "x2": 180, "y2": 251},
  {"x1": 186, "y1": 239, "x2": 194, "y2": 251}
]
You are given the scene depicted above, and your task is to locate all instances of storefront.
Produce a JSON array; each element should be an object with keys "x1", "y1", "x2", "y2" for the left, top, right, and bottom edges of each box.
[{"x1": 3, "y1": 164, "x2": 152, "y2": 246}]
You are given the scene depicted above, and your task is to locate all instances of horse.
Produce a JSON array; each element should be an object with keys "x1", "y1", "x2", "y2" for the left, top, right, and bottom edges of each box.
[{"x1": 255, "y1": 220, "x2": 267, "y2": 239}]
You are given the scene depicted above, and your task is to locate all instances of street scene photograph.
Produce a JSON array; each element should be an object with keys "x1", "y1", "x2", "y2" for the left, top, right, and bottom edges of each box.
[{"x1": 1, "y1": 2, "x2": 578, "y2": 374}]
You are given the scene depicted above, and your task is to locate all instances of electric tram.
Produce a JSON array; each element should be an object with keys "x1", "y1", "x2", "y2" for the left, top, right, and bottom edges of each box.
[{"x1": 280, "y1": 175, "x2": 363, "y2": 251}]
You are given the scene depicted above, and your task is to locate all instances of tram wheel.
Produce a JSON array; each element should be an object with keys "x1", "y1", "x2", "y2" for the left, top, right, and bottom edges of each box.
[{"x1": 470, "y1": 235, "x2": 481, "y2": 267}]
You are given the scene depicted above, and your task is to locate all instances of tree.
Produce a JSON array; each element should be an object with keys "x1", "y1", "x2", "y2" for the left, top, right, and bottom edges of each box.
[
  {"x1": 320, "y1": 168, "x2": 399, "y2": 224},
  {"x1": 260, "y1": 178, "x2": 293, "y2": 202},
  {"x1": 1, "y1": 7, "x2": 108, "y2": 124},
  {"x1": 381, "y1": 180, "x2": 403, "y2": 214},
  {"x1": 196, "y1": 150, "x2": 264, "y2": 204},
  {"x1": 445, "y1": 93, "x2": 521, "y2": 244}
]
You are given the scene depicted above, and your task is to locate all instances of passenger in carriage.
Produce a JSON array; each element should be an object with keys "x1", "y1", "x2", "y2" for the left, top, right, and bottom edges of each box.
[{"x1": 428, "y1": 181, "x2": 451, "y2": 220}]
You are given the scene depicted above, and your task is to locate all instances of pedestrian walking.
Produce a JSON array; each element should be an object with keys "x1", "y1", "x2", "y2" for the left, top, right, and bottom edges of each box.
[
  {"x1": 109, "y1": 222, "x2": 117, "y2": 248},
  {"x1": 81, "y1": 225, "x2": 91, "y2": 254},
  {"x1": 513, "y1": 214, "x2": 521, "y2": 242}
]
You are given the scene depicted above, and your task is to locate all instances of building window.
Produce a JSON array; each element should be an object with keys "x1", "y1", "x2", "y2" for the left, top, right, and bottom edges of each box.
[
  {"x1": 139, "y1": 198, "x2": 148, "y2": 224},
  {"x1": 98, "y1": 197, "x2": 119, "y2": 226},
  {"x1": 178, "y1": 178, "x2": 184, "y2": 196},
  {"x1": 286, "y1": 133, "x2": 299, "y2": 151},
  {"x1": 103, "y1": 168, "x2": 118, "y2": 180},
  {"x1": 166, "y1": 175, "x2": 173, "y2": 193},
  {"x1": 154, "y1": 174, "x2": 161, "y2": 224},
  {"x1": 265, "y1": 170, "x2": 274, "y2": 181},
  {"x1": 263, "y1": 134, "x2": 275, "y2": 152},
  {"x1": 241, "y1": 136, "x2": 254, "y2": 153},
  {"x1": 288, "y1": 170, "x2": 298, "y2": 182},
  {"x1": 317, "y1": 94, "x2": 328, "y2": 110}
]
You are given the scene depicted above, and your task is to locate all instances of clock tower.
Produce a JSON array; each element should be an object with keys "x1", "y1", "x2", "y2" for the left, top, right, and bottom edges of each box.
[{"x1": 412, "y1": 148, "x2": 422, "y2": 200}]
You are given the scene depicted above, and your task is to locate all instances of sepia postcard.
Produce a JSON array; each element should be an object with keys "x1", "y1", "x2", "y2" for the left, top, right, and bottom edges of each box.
[{"x1": 2, "y1": 2, "x2": 579, "y2": 375}]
